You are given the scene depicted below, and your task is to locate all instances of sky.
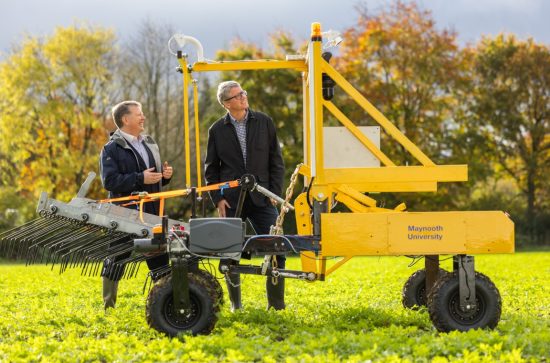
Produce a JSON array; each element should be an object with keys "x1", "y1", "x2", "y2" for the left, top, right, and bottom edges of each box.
[{"x1": 1, "y1": 0, "x2": 548, "y2": 59}]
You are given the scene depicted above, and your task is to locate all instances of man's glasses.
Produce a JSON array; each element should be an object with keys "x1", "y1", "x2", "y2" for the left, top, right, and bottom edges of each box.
[{"x1": 224, "y1": 90, "x2": 247, "y2": 102}]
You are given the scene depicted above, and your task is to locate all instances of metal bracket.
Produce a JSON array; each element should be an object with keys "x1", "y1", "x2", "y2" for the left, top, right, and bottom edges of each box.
[
  {"x1": 171, "y1": 256, "x2": 191, "y2": 314},
  {"x1": 457, "y1": 254, "x2": 476, "y2": 312},
  {"x1": 77, "y1": 172, "x2": 96, "y2": 198},
  {"x1": 234, "y1": 174, "x2": 256, "y2": 218},
  {"x1": 425, "y1": 255, "x2": 439, "y2": 297},
  {"x1": 312, "y1": 199, "x2": 328, "y2": 236},
  {"x1": 223, "y1": 262, "x2": 317, "y2": 282}
]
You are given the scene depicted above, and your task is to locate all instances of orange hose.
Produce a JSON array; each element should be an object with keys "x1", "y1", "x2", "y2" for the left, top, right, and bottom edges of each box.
[{"x1": 97, "y1": 179, "x2": 241, "y2": 204}]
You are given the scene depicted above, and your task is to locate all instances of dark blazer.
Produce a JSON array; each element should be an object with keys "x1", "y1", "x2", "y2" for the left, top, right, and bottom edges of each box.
[
  {"x1": 99, "y1": 129, "x2": 170, "y2": 215},
  {"x1": 204, "y1": 109, "x2": 285, "y2": 208}
]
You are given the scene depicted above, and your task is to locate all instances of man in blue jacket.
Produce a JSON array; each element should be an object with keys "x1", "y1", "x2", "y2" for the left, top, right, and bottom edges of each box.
[
  {"x1": 99, "y1": 100, "x2": 173, "y2": 309},
  {"x1": 204, "y1": 81, "x2": 286, "y2": 311}
]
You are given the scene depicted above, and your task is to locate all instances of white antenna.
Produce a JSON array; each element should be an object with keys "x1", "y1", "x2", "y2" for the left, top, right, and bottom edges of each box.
[
  {"x1": 322, "y1": 30, "x2": 343, "y2": 50},
  {"x1": 168, "y1": 34, "x2": 205, "y2": 62}
]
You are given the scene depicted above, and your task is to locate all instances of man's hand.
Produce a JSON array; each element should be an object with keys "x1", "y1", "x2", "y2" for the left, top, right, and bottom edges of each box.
[
  {"x1": 143, "y1": 167, "x2": 163, "y2": 184},
  {"x1": 162, "y1": 161, "x2": 173, "y2": 179},
  {"x1": 270, "y1": 198, "x2": 278, "y2": 206},
  {"x1": 217, "y1": 199, "x2": 231, "y2": 218}
]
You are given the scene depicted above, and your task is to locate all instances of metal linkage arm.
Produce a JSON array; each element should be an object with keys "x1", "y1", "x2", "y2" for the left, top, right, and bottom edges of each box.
[
  {"x1": 242, "y1": 235, "x2": 320, "y2": 255},
  {"x1": 253, "y1": 184, "x2": 295, "y2": 211},
  {"x1": 237, "y1": 173, "x2": 294, "y2": 211},
  {"x1": 219, "y1": 262, "x2": 317, "y2": 282}
]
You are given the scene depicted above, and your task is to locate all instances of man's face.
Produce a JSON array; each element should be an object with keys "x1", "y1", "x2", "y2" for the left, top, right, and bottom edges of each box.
[
  {"x1": 223, "y1": 87, "x2": 249, "y2": 112},
  {"x1": 122, "y1": 105, "x2": 145, "y2": 136}
]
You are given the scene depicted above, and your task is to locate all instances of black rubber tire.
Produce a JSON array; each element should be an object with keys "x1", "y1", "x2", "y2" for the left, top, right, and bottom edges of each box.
[
  {"x1": 402, "y1": 268, "x2": 448, "y2": 310},
  {"x1": 146, "y1": 272, "x2": 220, "y2": 337},
  {"x1": 158, "y1": 268, "x2": 224, "y2": 305},
  {"x1": 427, "y1": 271, "x2": 502, "y2": 332},
  {"x1": 195, "y1": 269, "x2": 224, "y2": 306}
]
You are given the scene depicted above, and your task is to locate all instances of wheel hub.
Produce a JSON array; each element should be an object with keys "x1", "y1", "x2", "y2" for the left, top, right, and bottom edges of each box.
[
  {"x1": 449, "y1": 293, "x2": 484, "y2": 323},
  {"x1": 165, "y1": 294, "x2": 201, "y2": 329}
]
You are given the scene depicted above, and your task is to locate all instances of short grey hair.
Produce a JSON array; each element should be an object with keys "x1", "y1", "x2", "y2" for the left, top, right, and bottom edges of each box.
[
  {"x1": 112, "y1": 100, "x2": 142, "y2": 128},
  {"x1": 217, "y1": 81, "x2": 241, "y2": 107}
]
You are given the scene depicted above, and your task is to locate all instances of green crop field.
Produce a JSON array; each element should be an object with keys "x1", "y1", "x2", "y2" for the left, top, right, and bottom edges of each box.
[{"x1": 1, "y1": 252, "x2": 549, "y2": 362}]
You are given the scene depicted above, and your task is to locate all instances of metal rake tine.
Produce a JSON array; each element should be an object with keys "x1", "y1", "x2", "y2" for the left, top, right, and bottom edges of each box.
[
  {"x1": 3, "y1": 217, "x2": 51, "y2": 242},
  {"x1": 82, "y1": 256, "x2": 102, "y2": 277},
  {"x1": 0, "y1": 218, "x2": 43, "y2": 239},
  {"x1": 48, "y1": 225, "x2": 98, "y2": 266},
  {"x1": 21, "y1": 217, "x2": 68, "y2": 244},
  {"x1": 124, "y1": 255, "x2": 146, "y2": 279},
  {"x1": 82, "y1": 258, "x2": 102, "y2": 277},
  {"x1": 69, "y1": 226, "x2": 105, "y2": 267},
  {"x1": 79, "y1": 231, "x2": 124, "y2": 261},
  {"x1": 143, "y1": 273, "x2": 152, "y2": 294},
  {"x1": 24, "y1": 220, "x2": 74, "y2": 262},
  {"x1": 87, "y1": 235, "x2": 133, "y2": 262},
  {"x1": 7, "y1": 217, "x2": 57, "y2": 259},
  {"x1": 80, "y1": 257, "x2": 89, "y2": 276},
  {"x1": 92, "y1": 259, "x2": 103, "y2": 277},
  {"x1": 133, "y1": 261, "x2": 142, "y2": 279},
  {"x1": 79, "y1": 232, "x2": 125, "y2": 260},
  {"x1": 126, "y1": 261, "x2": 137, "y2": 280},
  {"x1": 39, "y1": 223, "x2": 90, "y2": 265},
  {"x1": 0, "y1": 218, "x2": 45, "y2": 257}
]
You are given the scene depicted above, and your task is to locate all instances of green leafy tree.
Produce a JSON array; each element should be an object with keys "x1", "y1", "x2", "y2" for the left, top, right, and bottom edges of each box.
[
  {"x1": 0, "y1": 24, "x2": 117, "y2": 225},
  {"x1": 469, "y1": 35, "x2": 550, "y2": 243},
  {"x1": 336, "y1": 2, "x2": 467, "y2": 167},
  {"x1": 212, "y1": 32, "x2": 306, "y2": 179},
  {"x1": 334, "y1": 1, "x2": 473, "y2": 211}
]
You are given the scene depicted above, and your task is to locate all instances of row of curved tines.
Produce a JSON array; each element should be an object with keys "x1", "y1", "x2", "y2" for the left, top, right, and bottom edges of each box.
[{"x1": 0, "y1": 212, "x2": 142, "y2": 279}]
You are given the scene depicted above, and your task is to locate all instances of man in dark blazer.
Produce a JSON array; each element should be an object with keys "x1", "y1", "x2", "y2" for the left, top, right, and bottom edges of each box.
[{"x1": 204, "y1": 81, "x2": 286, "y2": 311}]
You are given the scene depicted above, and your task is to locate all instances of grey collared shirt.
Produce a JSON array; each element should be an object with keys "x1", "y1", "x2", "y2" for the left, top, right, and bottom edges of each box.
[
  {"x1": 119, "y1": 129, "x2": 150, "y2": 168},
  {"x1": 229, "y1": 110, "x2": 248, "y2": 166}
]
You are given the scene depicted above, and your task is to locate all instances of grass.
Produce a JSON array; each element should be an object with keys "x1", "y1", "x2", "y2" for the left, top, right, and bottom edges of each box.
[{"x1": 0, "y1": 252, "x2": 549, "y2": 362}]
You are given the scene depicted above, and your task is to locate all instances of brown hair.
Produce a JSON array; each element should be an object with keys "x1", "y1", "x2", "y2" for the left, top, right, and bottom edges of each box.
[{"x1": 111, "y1": 100, "x2": 142, "y2": 128}]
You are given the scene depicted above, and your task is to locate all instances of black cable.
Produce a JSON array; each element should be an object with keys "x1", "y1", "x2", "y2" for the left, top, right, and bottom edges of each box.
[
  {"x1": 306, "y1": 176, "x2": 315, "y2": 209},
  {"x1": 460, "y1": 257, "x2": 472, "y2": 300}
]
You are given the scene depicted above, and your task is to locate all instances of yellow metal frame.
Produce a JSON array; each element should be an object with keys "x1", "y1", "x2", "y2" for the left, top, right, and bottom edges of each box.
[{"x1": 174, "y1": 22, "x2": 514, "y2": 279}]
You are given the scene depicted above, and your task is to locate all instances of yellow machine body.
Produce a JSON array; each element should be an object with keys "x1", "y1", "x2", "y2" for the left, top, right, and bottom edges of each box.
[
  {"x1": 176, "y1": 22, "x2": 515, "y2": 278},
  {"x1": 320, "y1": 211, "x2": 514, "y2": 256}
]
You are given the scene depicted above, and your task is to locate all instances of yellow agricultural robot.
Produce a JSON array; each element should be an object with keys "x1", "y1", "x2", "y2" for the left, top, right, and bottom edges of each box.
[{"x1": 0, "y1": 23, "x2": 514, "y2": 336}]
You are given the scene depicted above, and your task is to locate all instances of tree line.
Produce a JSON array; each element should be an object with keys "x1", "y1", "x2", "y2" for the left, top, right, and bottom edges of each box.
[{"x1": 0, "y1": 2, "x2": 548, "y2": 245}]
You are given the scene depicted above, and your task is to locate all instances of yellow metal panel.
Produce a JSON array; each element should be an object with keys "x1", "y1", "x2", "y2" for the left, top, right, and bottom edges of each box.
[
  {"x1": 191, "y1": 60, "x2": 307, "y2": 72},
  {"x1": 464, "y1": 212, "x2": 515, "y2": 254},
  {"x1": 332, "y1": 182, "x2": 437, "y2": 193},
  {"x1": 321, "y1": 213, "x2": 390, "y2": 256},
  {"x1": 336, "y1": 184, "x2": 377, "y2": 207},
  {"x1": 387, "y1": 213, "x2": 466, "y2": 254},
  {"x1": 294, "y1": 193, "x2": 318, "y2": 273},
  {"x1": 312, "y1": 41, "x2": 325, "y2": 183},
  {"x1": 299, "y1": 164, "x2": 311, "y2": 178},
  {"x1": 294, "y1": 193, "x2": 312, "y2": 235},
  {"x1": 320, "y1": 211, "x2": 514, "y2": 257},
  {"x1": 324, "y1": 165, "x2": 468, "y2": 184},
  {"x1": 321, "y1": 60, "x2": 435, "y2": 167},
  {"x1": 302, "y1": 73, "x2": 310, "y2": 184},
  {"x1": 334, "y1": 193, "x2": 369, "y2": 213}
]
